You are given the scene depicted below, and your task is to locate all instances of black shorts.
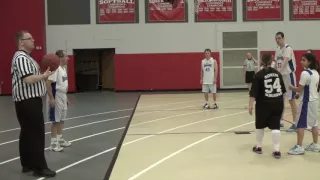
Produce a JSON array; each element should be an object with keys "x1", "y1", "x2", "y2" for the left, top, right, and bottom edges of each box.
[
  {"x1": 255, "y1": 101, "x2": 284, "y2": 130},
  {"x1": 245, "y1": 71, "x2": 255, "y2": 83}
]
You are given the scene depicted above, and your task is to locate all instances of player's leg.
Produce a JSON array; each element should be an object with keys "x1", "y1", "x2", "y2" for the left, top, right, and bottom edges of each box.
[
  {"x1": 305, "y1": 101, "x2": 320, "y2": 152},
  {"x1": 268, "y1": 102, "x2": 283, "y2": 159},
  {"x1": 252, "y1": 103, "x2": 266, "y2": 154},
  {"x1": 49, "y1": 98, "x2": 63, "y2": 152},
  {"x1": 287, "y1": 73, "x2": 298, "y2": 132},
  {"x1": 210, "y1": 84, "x2": 218, "y2": 109},
  {"x1": 202, "y1": 84, "x2": 210, "y2": 109},
  {"x1": 55, "y1": 94, "x2": 71, "y2": 147},
  {"x1": 288, "y1": 102, "x2": 305, "y2": 155}
]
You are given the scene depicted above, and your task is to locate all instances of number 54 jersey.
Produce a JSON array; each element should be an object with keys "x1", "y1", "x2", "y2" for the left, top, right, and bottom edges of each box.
[{"x1": 250, "y1": 67, "x2": 287, "y2": 103}]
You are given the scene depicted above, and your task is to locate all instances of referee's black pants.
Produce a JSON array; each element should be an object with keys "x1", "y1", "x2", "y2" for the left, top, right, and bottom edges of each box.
[{"x1": 15, "y1": 97, "x2": 48, "y2": 171}]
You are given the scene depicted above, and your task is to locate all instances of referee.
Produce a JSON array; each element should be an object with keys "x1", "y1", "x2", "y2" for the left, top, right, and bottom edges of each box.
[{"x1": 11, "y1": 30, "x2": 56, "y2": 178}]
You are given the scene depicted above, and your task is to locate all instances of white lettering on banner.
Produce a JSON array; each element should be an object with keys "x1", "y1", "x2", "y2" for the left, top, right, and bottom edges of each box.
[
  {"x1": 99, "y1": 0, "x2": 134, "y2": 4},
  {"x1": 149, "y1": 0, "x2": 165, "y2": 3},
  {"x1": 198, "y1": 0, "x2": 232, "y2": 2}
]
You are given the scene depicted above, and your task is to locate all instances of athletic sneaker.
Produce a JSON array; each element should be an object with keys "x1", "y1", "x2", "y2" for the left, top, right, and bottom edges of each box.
[
  {"x1": 252, "y1": 146, "x2": 262, "y2": 154},
  {"x1": 203, "y1": 103, "x2": 210, "y2": 109},
  {"x1": 213, "y1": 103, "x2": 218, "y2": 109},
  {"x1": 59, "y1": 138, "x2": 71, "y2": 147},
  {"x1": 287, "y1": 124, "x2": 297, "y2": 132},
  {"x1": 273, "y1": 151, "x2": 281, "y2": 159},
  {"x1": 288, "y1": 145, "x2": 305, "y2": 155},
  {"x1": 49, "y1": 142, "x2": 63, "y2": 152},
  {"x1": 305, "y1": 143, "x2": 320, "y2": 152}
]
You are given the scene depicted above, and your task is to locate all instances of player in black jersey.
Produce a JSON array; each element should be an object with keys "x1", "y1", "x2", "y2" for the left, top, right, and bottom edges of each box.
[{"x1": 249, "y1": 53, "x2": 286, "y2": 159}]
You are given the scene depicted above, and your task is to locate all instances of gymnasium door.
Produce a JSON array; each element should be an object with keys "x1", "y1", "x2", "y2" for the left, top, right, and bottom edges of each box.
[
  {"x1": 73, "y1": 48, "x2": 115, "y2": 92},
  {"x1": 220, "y1": 31, "x2": 259, "y2": 89}
]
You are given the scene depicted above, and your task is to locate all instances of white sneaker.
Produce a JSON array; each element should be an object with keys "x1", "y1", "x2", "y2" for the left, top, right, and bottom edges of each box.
[
  {"x1": 49, "y1": 142, "x2": 63, "y2": 152},
  {"x1": 59, "y1": 139, "x2": 71, "y2": 147},
  {"x1": 305, "y1": 143, "x2": 320, "y2": 152},
  {"x1": 288, "y1": 145, "x2": 305, "y2": 155}
]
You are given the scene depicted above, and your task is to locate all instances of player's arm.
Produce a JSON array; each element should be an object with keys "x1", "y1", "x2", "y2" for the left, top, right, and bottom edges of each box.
[
  {"x1": 290, "y1": 71, "x2": 309, "y2": 93},
  {"x1": 279, "y1": 74, "x2": 287, "y2": 94},
  {"x1": 280, "y1": 47, "x2": 292, "y2": 72},
  {"x1": 214, "y1": 60, "x2": 218, "y2": 83},
  {"x1": 243, "y1": 60, "x2": 246, "y2": 76},
  {"x1": 46, "y1": 72, "x2": 58, "y2": 100},
  {"x1": 200, "y1": 63, "x2": 203, "y2": 83},
  {"x1": 249, "y1": 74, "x2": 259, "y2": 115}
]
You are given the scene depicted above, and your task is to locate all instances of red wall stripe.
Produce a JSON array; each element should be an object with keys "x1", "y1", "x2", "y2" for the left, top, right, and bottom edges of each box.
[{"x1": 114, "y1": 52, "x2": 220, "y2": 91}]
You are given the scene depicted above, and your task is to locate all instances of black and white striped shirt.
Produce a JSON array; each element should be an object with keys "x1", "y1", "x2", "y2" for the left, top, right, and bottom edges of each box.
[{"x1": 11, "y1": 50, "x2": 46, "y2": 102}]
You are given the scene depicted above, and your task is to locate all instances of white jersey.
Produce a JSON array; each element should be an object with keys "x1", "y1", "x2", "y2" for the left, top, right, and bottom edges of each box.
[
  {"x1": 202, "y1": 58, "x2": 215, "y2": 84},
  {"x1": 298, "y1": 69, "x2": 319, "y2": 102},
  {"x1": 275, "y1": 44, "x2": 296, "y2": 75},
  {"x1": 48, "y1": 66, "x2": 68, "y2": 93},
  {"x1": 243, "y1": 59, "x2": 256, "y2": 72}
]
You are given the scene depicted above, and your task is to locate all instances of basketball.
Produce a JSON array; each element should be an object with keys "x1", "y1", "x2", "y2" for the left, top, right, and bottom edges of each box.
[{"x1": 42, "y1": 53, "x2": 60, "y2": 71}]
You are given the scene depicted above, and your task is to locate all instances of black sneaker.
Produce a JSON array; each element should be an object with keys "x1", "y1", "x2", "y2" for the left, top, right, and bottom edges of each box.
[
  {"x1": 213, "y1": 103, "x2": 218, "y2": 109},
  {"x1": 22, "y1": 167, "x2": 34, "y2": 173},
  {"x1": 203, "y1": 103, "x2": 210, "y2": 109},
  {"x1": 33, "y1": 168, "x2": 56, "y2": 178},
  {"x1": 252, "y1": 146, "x2": 262, "y2": 154},
  {"x1": 273, "y1": 151, "x2": 281, "y2": 159}
]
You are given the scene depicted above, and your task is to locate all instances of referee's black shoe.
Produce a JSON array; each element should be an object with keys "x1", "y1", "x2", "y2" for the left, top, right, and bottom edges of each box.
[{"x1": 33, "y1": 168, "x2": 56, "y2": 178}]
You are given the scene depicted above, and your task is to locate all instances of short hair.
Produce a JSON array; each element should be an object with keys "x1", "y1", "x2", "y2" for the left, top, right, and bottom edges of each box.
[
  {"x1": 275, "y1": 32, "x2": 284, "y2": 38},
  {"x1": 204, "y1": 48, "x2": 211, "y2": 53},
  {"x1": 261, "y1": 53, "x2": 273, "y2": 66},
  {"x1": 15, "y1": 30, "x2": 29, "y2": 46},
  {"x1": 307, "y1": 49, "x2": 313, "y2": 54},
  {"x1": 55, "y1": 50, "x2": 66, "y2": 58}
]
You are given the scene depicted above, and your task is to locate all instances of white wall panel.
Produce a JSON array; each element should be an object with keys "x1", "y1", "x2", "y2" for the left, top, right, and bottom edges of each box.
[{"x1": 45, "y1": 0, "x2": 320, "y2": 55}]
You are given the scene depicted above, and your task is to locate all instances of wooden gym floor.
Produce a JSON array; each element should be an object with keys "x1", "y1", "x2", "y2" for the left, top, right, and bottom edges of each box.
[{"x1": 109, "y1": 92, "x2": 320, "y2": 180}]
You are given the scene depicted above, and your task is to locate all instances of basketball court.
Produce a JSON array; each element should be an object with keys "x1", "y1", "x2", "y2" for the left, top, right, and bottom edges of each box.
[
  {"x1": 108, "y1": 92, "x2": 320, "y2": 180},
  {"x1": 0, "y1": 91, "x2": 320, "y2": 180}
]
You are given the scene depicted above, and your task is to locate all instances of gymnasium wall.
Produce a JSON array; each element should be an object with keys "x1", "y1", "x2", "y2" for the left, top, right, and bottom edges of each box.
[
  {"x1": 1, "y1": 0, "x2": 46, "y2": 95},
  {"x1": 44, "y1": 0, "x2": 320, "y2": 91}
]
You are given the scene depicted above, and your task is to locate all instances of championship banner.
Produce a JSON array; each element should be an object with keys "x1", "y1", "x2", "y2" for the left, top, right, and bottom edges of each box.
[
  {"x1": 146, "y1": 0, "x2": 188, "y2": 22},
  {"x1": 195, "y1": 0, "x2": 237, "y2": 22},
  {"x1": 243, "y1": 0, "x2": 283, "y2": 21},
  {"x1": 97, "y1": 0, "x2": 138, "y2": 23},
  {"x1": 290, "y1": 0, "x2": 320, "y2": 20}
]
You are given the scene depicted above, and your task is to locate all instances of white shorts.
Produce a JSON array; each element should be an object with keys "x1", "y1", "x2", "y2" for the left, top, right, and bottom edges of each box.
[
  {"x1": 295, "y1": 100, "x2": 319, "y2": 129},
  {"x1": 282, "y1": 73, "x2": 296, "y2": 100},
  {"x1": 202, "y1": 84, "x2": 217, "y2": 93},
  {"x1": 47, "y1": 92, "x2": 67, "y2": 123}
]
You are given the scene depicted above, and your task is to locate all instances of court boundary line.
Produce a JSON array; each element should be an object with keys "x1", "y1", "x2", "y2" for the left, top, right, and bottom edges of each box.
[
  {"x1": 0, "y1": 94, "x2": 243, "y2": 134},
  {"x1": 127, "y1": 113, "x2": 294, "y2": 180},
  {"x1": 127, "y1": 120, "x2": 255, "y2": 180},
  {"x1": 0, "y1": 99, "x2": 245, "y2": 147},
  {"x1": 104, "y1": 95, "x2": 141, "y2": 180},
  {"x1": 35, "y1": 110, "x2": 250, "y2": 180},
  {"x1": 0, "y1": 102, "x2": 247, "y2": 166}
]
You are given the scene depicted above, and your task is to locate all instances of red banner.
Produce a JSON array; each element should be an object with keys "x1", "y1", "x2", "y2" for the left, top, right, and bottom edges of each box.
[
  {"x1": 290, "y1": 0, "x2": 320, "y2": 20},
  {"x1": 97, "y1": 0, "x2": 138, "y2": 23},
  {"x1": 195, "y1": 0, "x2": 236, "y2": 22},
  {"x1": 146, "y1": 0, "x2": 187, "y2": 22},
  {"x1": 244, "y1": 0, "x2": 283, "y2": 21}
]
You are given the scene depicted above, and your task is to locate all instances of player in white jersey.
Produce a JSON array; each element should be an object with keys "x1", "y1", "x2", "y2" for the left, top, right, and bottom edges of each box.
[
  {"x1": 46, "y1": 50, "x2": 71, "y2": 152},
  {"x1": 288, "y1": 53, "x2": 320, "y2": 155},
  {"x1": 274, "y1": 32, "x2": 298, "y2": 132},
  {"x1": 201, "y1": 49, "x2": 218, "y2": 109},
  {"x1": 243, "y1": 53, "x2": 258, "y2": 92}
]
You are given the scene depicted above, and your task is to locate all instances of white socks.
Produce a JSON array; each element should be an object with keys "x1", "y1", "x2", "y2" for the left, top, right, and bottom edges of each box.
[
  {"x1": 272, "y1": 130, "x2": 281, "y2": 152},
  {"x1": 51, "y1": 134, "x2": 62, "y2": 143},
  {"x1": 256, "y1": 129, "x2": 264, "y2": 147}
]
